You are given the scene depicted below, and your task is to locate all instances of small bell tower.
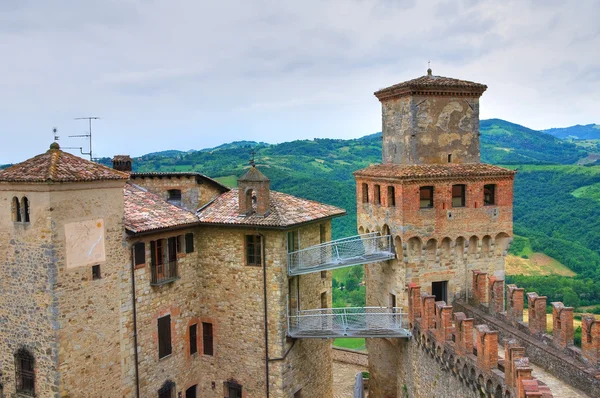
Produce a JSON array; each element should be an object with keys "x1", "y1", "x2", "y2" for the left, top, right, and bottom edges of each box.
[{"x1": 237, "y1": 160, "x2": 270, "y2": 217}]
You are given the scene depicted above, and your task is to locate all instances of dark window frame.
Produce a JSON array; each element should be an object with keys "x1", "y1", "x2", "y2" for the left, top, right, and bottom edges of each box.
[
  {"x1": 185, "y1": 233, "x2": 194, "y2": 253},
  {"x1": 158, "y1": 315, "x2": 172, "y2": 359},
  {"x1": 226, "y1": 381, "x2": 242, "y2": 398},
  {"x1": 189, "y1": 323, "x2": 198, "y2": 355},
  {"x1": 12, "y1": 196, "x2": 22, "y2": 222},
  {"x1": 158, "y1": 380, "x2": 175, "y2": 398},
  {"x1": 419, "y1": 186, "x2": 434, "y2": 209},
  {"x1": 387, "y1": 186, "x2": 396, "y2": 207},
  {"x1": 167, "y1": 189, "x2": 182, "y2": 201},
  {"x1": 361, "y1": 183, "x2": 369, "y2": 203},
  {"x1": 484, "y1": 184, "x2": 496, "y2": 206},
  {"x1": 22, "y1": 197, "x2": 30, "y2": 223},
  {"x1": 287, "y1": 230, "x2": 299, "y2": 253},
  {"x1": 133, "y1": 242, "x2": 146, "y2": 266},
  {"x1": 15, "y1": 348, "x2": 35, "y2": 396},
  {"x1": 374, "y1": 184, "x2": 381, "y2": 205},
  {"x1": 202, "y1": 322, "x2": 214, "y2": 356},
  {"x1": 452, "y1": 184, "x2": 466, "y2": 208},
  {"x1": 92, "y1": 264, "x2": 101, "y2": 280},
  {"x1": 245, "y1": 235, "x2": 263, "y2": 266}
]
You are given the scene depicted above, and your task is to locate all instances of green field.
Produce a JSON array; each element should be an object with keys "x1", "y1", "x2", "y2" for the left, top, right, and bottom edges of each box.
[
  {"x1": 333, "y1": 338, "x2": 366, "y2": 351},
  {"x1": 214, "y1": 175, "x2": 238, "y2": 187}
]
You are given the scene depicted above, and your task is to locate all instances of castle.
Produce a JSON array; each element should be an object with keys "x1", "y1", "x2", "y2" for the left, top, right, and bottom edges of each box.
[{"x1": 1, "y1": 70, "x2": 599, "y2": 398}]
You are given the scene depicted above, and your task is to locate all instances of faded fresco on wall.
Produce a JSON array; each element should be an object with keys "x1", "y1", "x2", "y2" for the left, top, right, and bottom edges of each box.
[{"x1": 65, "y1": 219, "x2": 106, "y2": 268}]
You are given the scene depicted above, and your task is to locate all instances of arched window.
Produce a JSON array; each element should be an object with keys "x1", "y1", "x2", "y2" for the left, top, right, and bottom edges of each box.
[
  {"x1": 12, "y1": 197, "x2": 21, "y2": 222},
  {"x1": 362, "y1": 183, "x2": 369, "y2": 203},
  {"x1": 15, "y1": 348, "x2": 35, "y2": 396},
  {"x1": 158, "y1": 380, "x2": 175, "y2": 398},
  {"x1": 22, "y1": 197, "x2": 30, "y2": 223}
]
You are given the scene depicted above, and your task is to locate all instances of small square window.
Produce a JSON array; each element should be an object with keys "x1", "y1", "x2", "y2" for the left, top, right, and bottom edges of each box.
[
  {"x1": 484, "y1": 184, "x2": 496, "y2": 206},
  {"x1": 419, "y1": 186, "x2": 434, "y2": 208},
  {"x1": 452, "y1": 185, "x2": 466, "y2": 208},
  {"x1": 92, "y1": 265, "x2": 101, "y2": 280}
]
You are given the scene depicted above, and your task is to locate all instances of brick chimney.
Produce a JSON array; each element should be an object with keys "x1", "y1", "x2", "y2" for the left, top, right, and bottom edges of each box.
[
  {"x1": 112, "y1": 155, "x2": 132, "y2": 172},
  {"x1": 237, "y1": 165, "x2": 270, "y2": 217}
]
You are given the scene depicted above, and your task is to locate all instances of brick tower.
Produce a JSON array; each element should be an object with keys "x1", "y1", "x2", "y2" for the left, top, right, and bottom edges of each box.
[{"x1": 355, "y1": 69, "x2": 515, "y2": 397}]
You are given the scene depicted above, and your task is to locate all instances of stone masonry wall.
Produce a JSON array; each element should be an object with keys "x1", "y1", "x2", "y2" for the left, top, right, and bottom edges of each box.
[{"x1": 332, "y1": 347, "x2": 368, "y2": 367}]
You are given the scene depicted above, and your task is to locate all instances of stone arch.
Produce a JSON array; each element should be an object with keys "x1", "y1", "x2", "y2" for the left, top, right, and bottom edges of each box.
[
  {"x1": 12, "y1": 196, "x2": 21, "y2": 222},
  {"x1": 365, "y1": 228, "x2": 370, "y2": 234},
  {"x1": 448, "y1": 354, "x2": 456, "y2": 373},
  {"x1": 504, "y1": 390, "x2": 511, "y2": 398},
  {"x1": 455, "y1": 236, "x2": 466, "y2": 261},
  {"x1": 469, "y1": 367, "x2": 476, "y2": 384},
  {"x1": 358, "y1": 226, "x2": 365, "y2": 235},
  {"x1": 408, "y1": 237, "x2": 422, "y2": 262},
  {"x1": 468, "y1": 235, "x2": 479, "y2": 257},
  {"x1": 394, "y1": 236, "x2": 403, "y2": 261},
  {"x1": 462, "y1": 364, "x2": 469, "y2": 382},
  {"x1": 381, "y1": 224, "x2": 390, "y2": 236},
  {"x1": 242, "y1": 188, "x2": 254, "y2": 215},
  {"x1": 440, "y1": 237, "x2": 452, "y2": 261},
  {"x1": 495, "y1": 232, "x2": 511, "y2": 256},
  {"x1": 486, "y1": 379, "x2": 494, "y2": 395},
  {"x1": 425, "y1": 238, "x2": 437, "y2": 263},
  {"x1": 495, "y1": 384, "x2": 503, "y2": 398},
  {"x1": 22, "y1": 196, "x2": 30, "y2": 222},
  {"x1": 482, "y1": 235, "x2": 492, "y2": 256}
]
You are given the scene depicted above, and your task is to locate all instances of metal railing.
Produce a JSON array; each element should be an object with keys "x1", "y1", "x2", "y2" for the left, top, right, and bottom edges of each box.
[
  {"x1": 288, "y1": 307, "x2": 411, "y2": 338},
  {"x1": 288, "y1": 233, "x2": 395, "y2": 276},
  {"x1": 150, "y1": 260, "x2": 179, "y2": 286}
]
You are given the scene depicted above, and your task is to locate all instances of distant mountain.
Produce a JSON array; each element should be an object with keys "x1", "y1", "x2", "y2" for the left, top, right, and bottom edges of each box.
[
  {"x1": 143, "y1": 149, "x2": 189, "y2": 158},
  {"x1": 200, "y1": 141, "x2": 269, "y2": 152},
  {"x1": 544, "y1": 124, "x2": 600, "y2": 140}
]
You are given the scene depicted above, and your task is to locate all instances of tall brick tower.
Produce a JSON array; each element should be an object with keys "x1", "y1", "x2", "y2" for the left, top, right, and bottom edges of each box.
[{"x1": 355, "y1": 69, "x2": 515, "y2": 397}]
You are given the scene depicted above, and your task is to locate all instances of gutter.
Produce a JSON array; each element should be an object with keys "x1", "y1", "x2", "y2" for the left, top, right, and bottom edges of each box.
[
  {"x1": 259, "y1": 230, "x2": 270, "y2": 398},
  {"x1": 129, "y1": 247, "x2": 140, "y2": 398}
]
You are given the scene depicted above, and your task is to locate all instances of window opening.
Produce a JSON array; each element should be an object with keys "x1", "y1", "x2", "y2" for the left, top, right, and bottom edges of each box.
[
  {"x1": 92, "y1": 264, "x2": 101, "y2": 280},
  {"x1": 158, "y1": 315, "x2": 172, "y2": 358},
  {"x1": 134, "y1": 242, "x2": 145, "y2": 266},
  {"x1": 167, "y1": 189, "x2": 182, "y2": 203},
  {"x1": 189, "y1": 324, "x2": 198, "y2": 355},
  {"x1": 167, "y1": 237, "x2": 177, "y2": 263},
  {"x1": 319, "y1": 224, "x2": 326, "y2": 244},
  {"x1": 389, "y1": 293, "x2": 397, "y2": 308},
  {"x1": 374, "y1": 184, "x2": 381, "y2": 205},
  {"x1": 362, "y1": 183, "x2": 369, "y2": 203},
  {"x1": 226, "y1": 381, "x2": 242, "y2": 398},
  {"x1": 22, "y1": 197, "x2": 30, "y2": 222},
  {"x1": 484, "y1": 184, "x2": 496, "y2": 206},
  {"x1": 185, "y1": 233, "x2": 194, "y2": 253},
  {"x1": 321, "y1": 292, "x2": 328, "y2": 309},
  {"x1": 177, "y1": 235, "x2": 183, "y2": 253},
  {"x1": 158, "y1": 380, "x2": 175, "y2": 398},
  {"x1": 12, "y1": 197, "x2": 21, "y2": 222},
  {"x1": 321, "y1": 270, "x2": 327, "y2": 279},
  {"x1": 185, "y1": 385, "x2": 197, "y2": 398},
  {"x1": 15, "y1": 349, "x2": 35, "y2": 396},
  {"x1": 432, "y1": 281, "x2": 448, "y2": 303},
  {"x1": 420, "y1": 186, "x2": 434, "y2": 208},
  {"x1": 448, "y1": 154, "x2": 452, "y2": 163},
  {"x1": 203, "y1": 322, "x2": 214, "y2": 356},
  {"x1": 246, "y1": 235, "x2": 262, "y2": 266},
  {"x1": 387, "y1": 186, "x2": 396, "y2": 207},
  {"x1": 452, "y1": 184, "x2": 466, "y2": 207},
  {"x1": 287, "y1": 230, "x2": 299, "y2": 253}
]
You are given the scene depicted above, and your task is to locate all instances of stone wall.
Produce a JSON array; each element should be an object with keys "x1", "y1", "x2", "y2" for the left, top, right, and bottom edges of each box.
[
  {"x1": 332, "y1": 347, "x2": 368, "y2": 367},
  {"x1": 131, "y1": 174, "x2": 224, "y2": 212}
]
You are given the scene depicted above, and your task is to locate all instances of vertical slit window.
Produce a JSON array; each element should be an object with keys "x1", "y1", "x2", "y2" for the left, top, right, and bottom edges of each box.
[
  {"x1": 15, "y1": 349, "x2": 35, "y2": 396},
  {"x1": 374, "y1": 185, "x2": 381, "y2": 205},
  {"x1": 287, "y1": 231, "x2": 299, "y2": 253},
  {"x1": 189, "y1": 324, "x2": 198, "y2": 355},
  {"x1": 452, "y1": 184, "x2": 466, "y2": 208},
  {"x1": 158, "y1": 315, "x2": 172, "y2": 359},
  {"x1": 202, "y1": 322, "x2": 214, "y2": 356},
  {"x1": 12, "y1": 197, "x2": 21, "y2": 222},
  {"x1": 185, "y1": 233, "x2": 194, "y2": 253},
  {"x1": 387, "y1": 186, "x2": 396, "y2": 207},
  {"x1": 419, "y1": 186, "x2": 434, "y2": 209},
  {"x1": 362, "y1": 183, "x2": 369, "y2": 203},
  {"x1": 22, "y1": 197, "x2": 30, "y2": 222},
  {"x1": 484, "y1": 184, "x2": 496, "y2": 206},
  {"x1": 134, "y1": 242, "x2": 145, "y2": 266}
]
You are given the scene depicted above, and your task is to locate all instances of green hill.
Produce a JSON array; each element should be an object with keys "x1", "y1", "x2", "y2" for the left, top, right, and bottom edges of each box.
[{"x1": 544, "y1": 124, "x2": 600, "y2": 140}]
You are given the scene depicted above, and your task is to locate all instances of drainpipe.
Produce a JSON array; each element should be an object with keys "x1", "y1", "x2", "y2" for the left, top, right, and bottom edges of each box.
[
  {"x1": 260, "y1": 231, "x2": 270, "y2": 398},
  {"x1": 130, "y1": 246, "x2": 140, "y2": 398}
]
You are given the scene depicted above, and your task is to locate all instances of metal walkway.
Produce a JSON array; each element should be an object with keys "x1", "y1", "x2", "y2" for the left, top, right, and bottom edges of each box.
[
  {"x1": 288, "y1": 307, "x2": 411, "y2": 338},
  {"x1": 288, "y1": 233, "x2": 395, "y2": 276}
]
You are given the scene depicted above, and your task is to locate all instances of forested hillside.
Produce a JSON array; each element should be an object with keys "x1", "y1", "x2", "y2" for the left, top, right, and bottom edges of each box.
[{"x1": 86, "y1": 118, "x2": 600, "y2": 306}]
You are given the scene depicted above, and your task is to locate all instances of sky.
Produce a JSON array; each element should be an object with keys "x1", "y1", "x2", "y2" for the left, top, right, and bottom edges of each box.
[{"x1": 1, "y1": 0, "x2": 599, "y2": 163}]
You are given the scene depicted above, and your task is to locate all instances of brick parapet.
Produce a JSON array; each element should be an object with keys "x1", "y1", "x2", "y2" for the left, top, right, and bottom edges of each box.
[
  {"x1": 489, "y1": 276, "x2": 504, "y2": 314},
  {"x1": 507, "y1": 284, "x2": 525, "y2": 326},
  {"x1": 551, "y1": 302, "x2": 574, "y2": 349},
  {"x1": 472, "y1": 270, "x2": 487, "y2": 305},
  {"x1": 526, "y1": 293, "x2": 547, "y2": 336},
  {"x1": 581, "y1": 315, "x2": 600, "y2": 366},
  {"x1": 411, "y1": 292, "x2": 552, "y2": 397}
]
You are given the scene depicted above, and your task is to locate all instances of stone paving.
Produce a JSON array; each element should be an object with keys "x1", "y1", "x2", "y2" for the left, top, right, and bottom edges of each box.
[{"x1": 333, "y1": 361, "x2": 368, "y2": 398}]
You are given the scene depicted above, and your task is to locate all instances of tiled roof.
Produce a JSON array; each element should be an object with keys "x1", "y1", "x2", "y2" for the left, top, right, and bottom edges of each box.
[
  {"x1": 0, "y1": 143, "x2": 130, "y2": 183},
  {"x1": 197, "y1": 189, "x2": 346, "y2": 228},
  {"x1": 374, "y1": 71, "x2": 487, "y2": 100},
  {"x1": 130, "y1": 172, "x2": 229, "y2": 192},
  {"x1": 238, "y1": 166, "x2": 269, "y2": 182},
  {"x1": 354, "y1": 163, "x2": 515, "y2": 180},
  {"x1": 124, "y1": 183, "x2": 200, "y2": 233}
]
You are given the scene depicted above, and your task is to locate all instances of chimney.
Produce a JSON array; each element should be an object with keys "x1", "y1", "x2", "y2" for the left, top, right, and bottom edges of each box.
[
  {"x1": 112, "y1": 155, "x2": 132, "y2": 172},
  {"x1": 237, "y1": 165, "x2": 270, "y2": 217}
]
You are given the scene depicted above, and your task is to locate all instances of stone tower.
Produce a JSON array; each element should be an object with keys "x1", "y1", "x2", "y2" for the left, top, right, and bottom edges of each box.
[
  {"x1": 0, "y1": 143, "x2": 133, "y2": 397},
  {"x1": 354, "y1": 70, "x2": 516, "y2": 397}
]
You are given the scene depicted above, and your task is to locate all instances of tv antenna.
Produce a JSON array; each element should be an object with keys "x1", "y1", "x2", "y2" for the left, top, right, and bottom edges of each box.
[
  {"x1": 52, "y1": 127, "x2": 59, "y2": 141},
  {"x1": 68, "y1": 117, "x2": 100, "y2": 160}
]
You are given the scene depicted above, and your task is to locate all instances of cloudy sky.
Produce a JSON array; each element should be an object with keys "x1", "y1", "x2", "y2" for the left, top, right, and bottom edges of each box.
[{"x1": 1, "y1": 0, "x2": 598, "y2": 163}]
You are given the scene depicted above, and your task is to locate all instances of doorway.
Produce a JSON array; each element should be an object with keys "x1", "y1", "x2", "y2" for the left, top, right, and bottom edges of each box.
[
  {"x1": 185, "y1": 385, "x2": 197, "y2": 398},
  {"x1": 432, "y1": 281, "x2": 448, "y2": 303}
]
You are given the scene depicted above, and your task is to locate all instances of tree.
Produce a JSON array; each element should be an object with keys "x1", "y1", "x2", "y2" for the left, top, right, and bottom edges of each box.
[{"x1": 562, "y1": 287, "x2": 580, "y2": 309}]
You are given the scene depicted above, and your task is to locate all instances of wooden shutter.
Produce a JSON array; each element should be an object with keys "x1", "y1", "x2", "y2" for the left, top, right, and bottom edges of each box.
[
  {"x1": 202, "y1": 322, "x2": 213, "y2": 356},
  {"x1": 185, "y1": 233, "x2": 194, "y2": 253},
  {"x1": 134, "y1": 242, "x2": 145, "y2": 266},
  {"x1": 189, "y1": 324, "x2": 197, "y2": 355},
  {"x1": 158, "y1": 315, "x2": 172, "y2": 358}
]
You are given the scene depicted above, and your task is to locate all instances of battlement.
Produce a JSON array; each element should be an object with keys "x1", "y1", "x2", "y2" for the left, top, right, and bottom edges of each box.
[{"x1": 408, "y1": 284, "x2": 553, "y2": 397}]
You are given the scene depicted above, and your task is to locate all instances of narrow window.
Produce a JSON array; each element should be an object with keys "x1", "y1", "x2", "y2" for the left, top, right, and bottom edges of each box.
[
  {"x1": 294, "y1": 389, "x2": 303, "y2": 398},
  {"x1": 185, "y1": 233, "x2": 194, "y2": 253},
  {"x1": 321, "y1": 292, "x2": 328, "y2": 309},
  {"x1": 12, "y1": 197, "x2": 21, "y2": 222},
  {"x1": 134, "y1": 242, "x2": 146, "y2": 266},
  {"x1": 448, "y1": 154, "x2": 452, "y2": 163},
  {"x1": 226, "y1": 381, "x2": 242, "y2": 398},
  {"x1": 158, "y1": 315, "x2": 172, "y2": 359},
  {"x1": 484, "y1": 184, "x2": 496, "y2": 206},
  {"x1": 387, "y1": 186, "x2": 396, "y2": 207},
  {"x1": 287, "y1": 231, "x2": 299, "y2": 253},
  {"x1": 419, "y1": 186, "x2": 434, "y2": 209},
  {"x1": 389, "y1": 293, "x2": 397, "y2": 308},
  {"x1": 189, "y1": 324, "x2": 198, "y2": 355},
  {"x1": 362, "y1": 183, "x2": 369, "y2": 203},
  {"x1": 452, "y1": 184, "x2": 466, "y2": 208},
  {"x1": 176, "y1": 235, "x2": 183, "y2": 253},
  {"x1": 321, "y1": 270, "x2": 327, "y2": 279},
  {"x1": 15, "y1": 349, "x2": 35, "y2": 395},
  {"x1": 374, "y1": 184, "x2": 381, "y2": 205},
  {"x1": 158, "y1": 380, "x2": 175, "y2": 398},
  {"x1": 246, "y1": 235, "x2": 262, "y2": 266},
  {"x1": 22, "y1": 197, "x2": 30, "y2": 222},
  {"x1": 319, "y1": 224, "x2": 326, "y2": 244},
  {"x1": 202, "y1": 322, "x2": 214, "y2": 356},
  {"x1": 92, "y1": 264, "x2": 101, "y2": 280},
  {"x1": 150, "y1": 240, "x2": 166, "y2": 284},
  {"x1": 167, "y1": 237, "x2": 177, "y2": 263}
]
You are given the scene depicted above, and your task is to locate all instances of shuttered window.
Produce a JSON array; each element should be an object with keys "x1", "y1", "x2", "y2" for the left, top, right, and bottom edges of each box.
[
  {"x1": 185, "y1": 233, "x2": 194, "y2": 253},
  {"x1": 189, "y1": 324, "x2": 198, "y2": 355},
  {"x1": 134, "y1": 242, "x2": 145, "y2": 266},
  {"x1": 158, "y1": 315, "x2": 172, "y2": 359},
  {"x1": 203, "y1": 322, "x2": 214, "y2": 356}
]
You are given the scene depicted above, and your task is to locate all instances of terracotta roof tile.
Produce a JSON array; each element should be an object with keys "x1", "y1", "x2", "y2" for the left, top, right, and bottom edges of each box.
[
  {"x1": 374, "y1": 73, "x2": 487, "y2": 100},
  {"x1": 354, "y1": 163, "x2": 515, "y2": 180},
  {"x1": 197, "y1": 189, "x2": 346, "y2": 228},
  {"x1": 0, "y1": 144, "x2": 129, "y2": 183},
  {"x1": 124, "y1": 183, "x2": 199, "y2": 233}
]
